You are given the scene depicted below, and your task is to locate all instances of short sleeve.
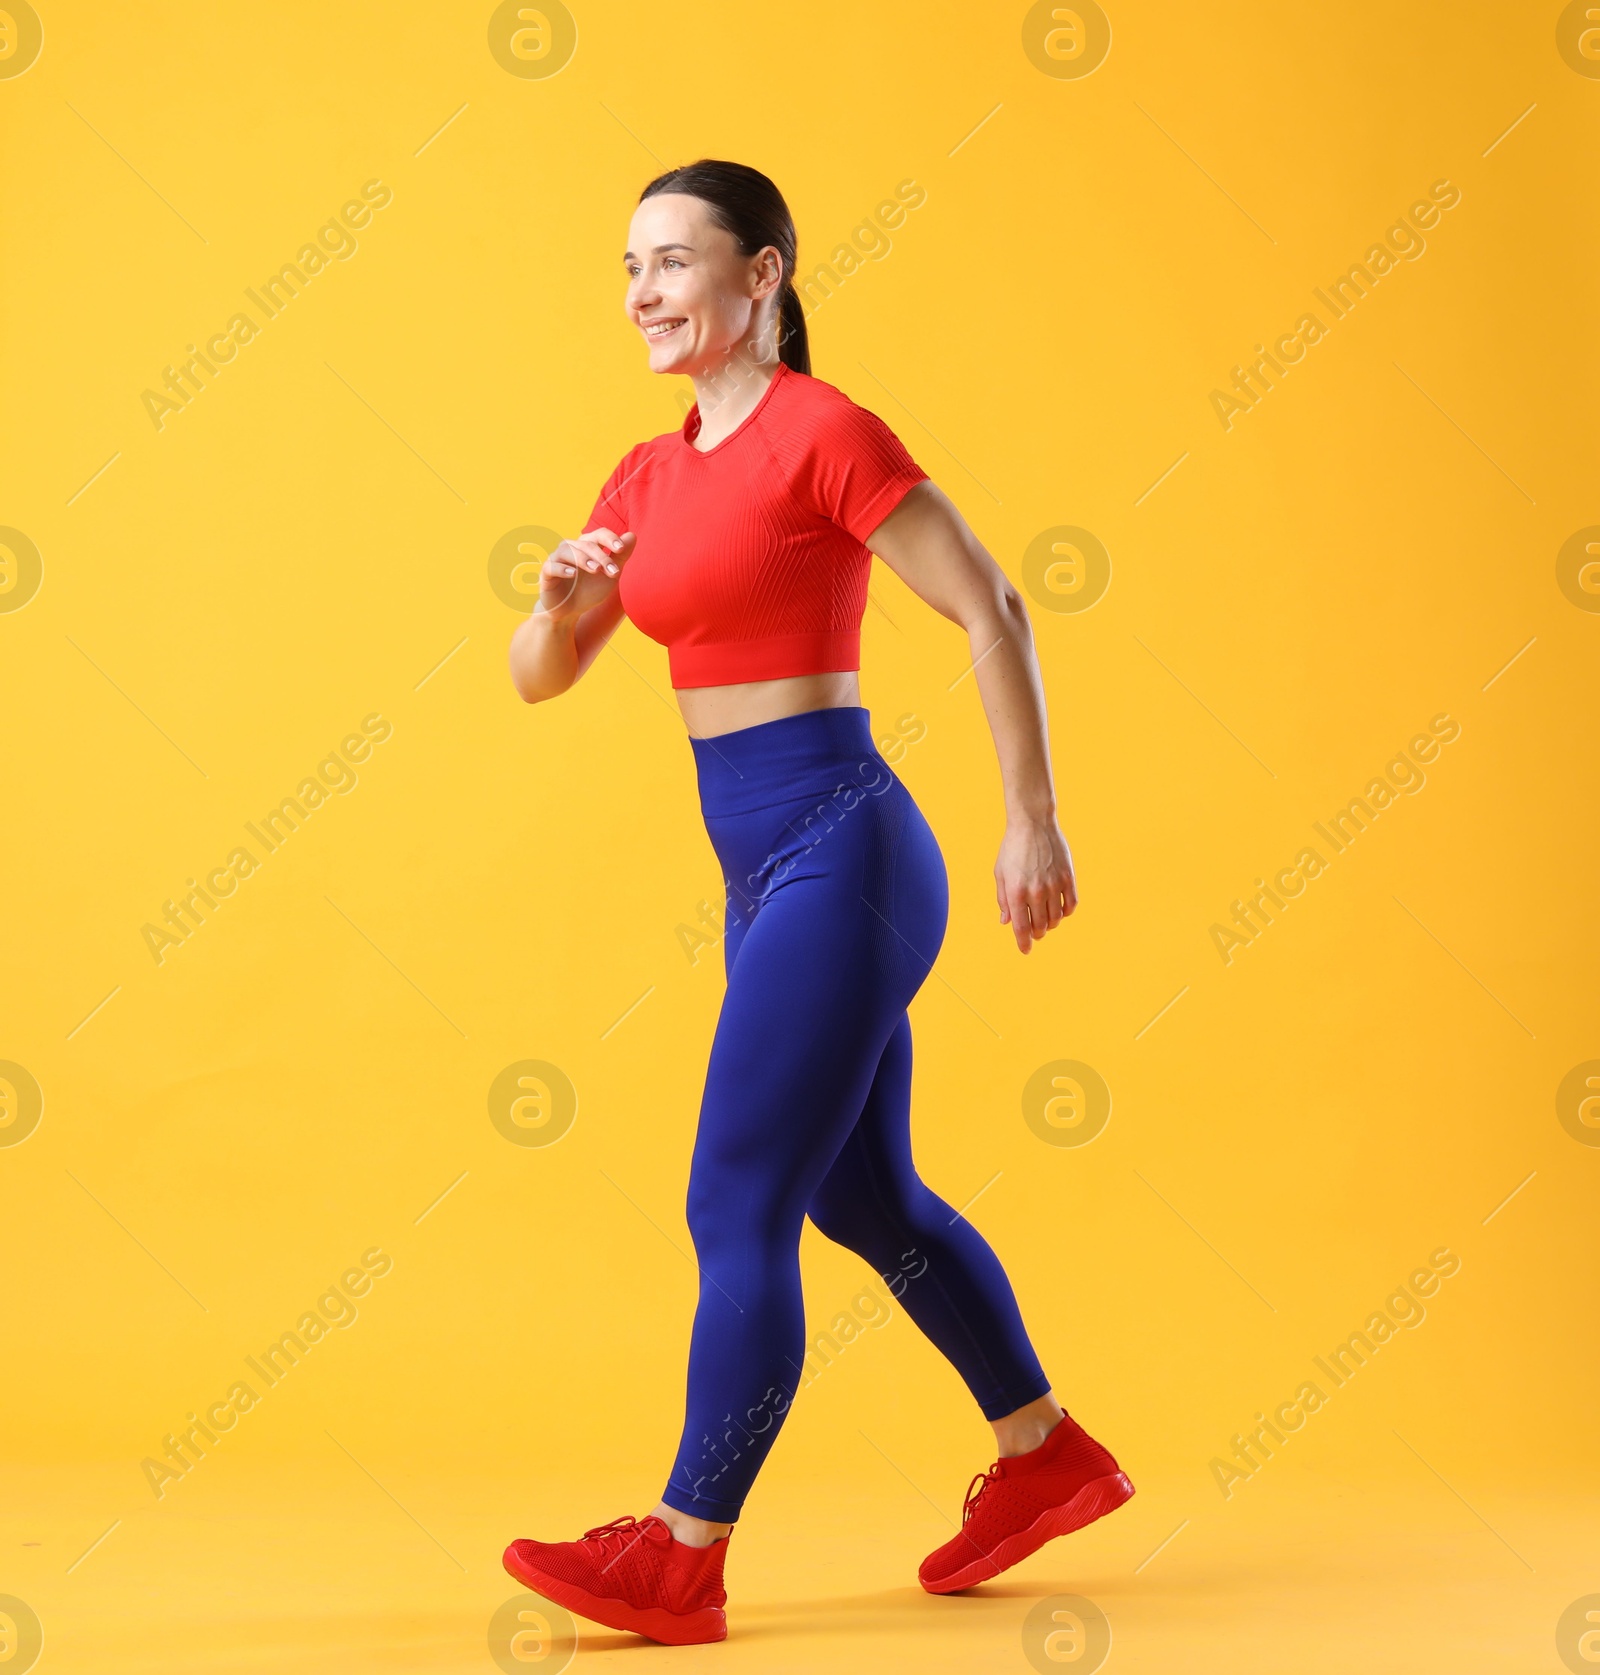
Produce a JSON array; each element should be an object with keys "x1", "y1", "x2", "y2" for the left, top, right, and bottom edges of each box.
[
  {"x1": 803, "y1": 399, "x2": 929, "y2": 545},
  {"x1": 583, "y1": 446, "x2": 639, "y2": 536}
]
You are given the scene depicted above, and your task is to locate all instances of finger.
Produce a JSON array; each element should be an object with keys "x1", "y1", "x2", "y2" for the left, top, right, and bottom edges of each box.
[
  {"x1": 1008, "y1": 886, "x2": 1033, "y2": 953},
  {"x1": 569, "y1": 536, "x2": 621, "y2": 576},
  {"x1": 602, "y1": 531, "x2": 636, "y2": 570},
  {"x1": 540, "y1": 552, "x2": 586, "y2": 605},
  {"x1": 581, "y1": 528, "x2": 634, "y2": 569},
  {"x1": 539, "y1": 575, "x2": 579, "y2": 614},
  {"x1": 1044, "y1": 887, "x2": 1065, "y2": 930},
  {"x1": 568, "y1": 535, "x2": 613, "y2": 571},
  {"x1": 1027, "y1": 886, "x2": 1058, "y2": 935}
]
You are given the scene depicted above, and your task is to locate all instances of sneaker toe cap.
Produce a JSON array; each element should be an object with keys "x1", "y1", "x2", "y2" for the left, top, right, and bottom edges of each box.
[
  {"x1": 504, "y1": 1538, "x2": 558, "y2": 1578},
  {"x1": 918, "y1": 1532, "x2": 982, "y2": 1588}
]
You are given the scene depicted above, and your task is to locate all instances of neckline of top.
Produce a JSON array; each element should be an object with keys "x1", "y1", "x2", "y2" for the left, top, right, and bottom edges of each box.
[{"x1": 680, "y1": 362, "x2": 790, "y2": 457}]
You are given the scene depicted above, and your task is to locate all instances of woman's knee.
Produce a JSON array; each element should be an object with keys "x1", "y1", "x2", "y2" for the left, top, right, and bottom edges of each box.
[{"x1": 687, "y1": 1178, "x2": 799, "y2": 1267}]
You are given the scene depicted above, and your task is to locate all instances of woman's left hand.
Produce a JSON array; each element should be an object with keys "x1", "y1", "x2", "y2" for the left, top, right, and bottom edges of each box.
[{"x1": 995, "y1": 817, "x2": 1077, "y2": 954}]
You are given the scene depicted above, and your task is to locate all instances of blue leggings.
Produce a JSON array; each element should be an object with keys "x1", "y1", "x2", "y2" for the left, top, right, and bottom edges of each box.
[{"x1": 661, "y1": 706, "x2": 1051, "y2": 1523}]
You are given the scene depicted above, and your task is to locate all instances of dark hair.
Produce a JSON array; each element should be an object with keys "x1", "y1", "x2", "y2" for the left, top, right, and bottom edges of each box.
[{"x1": 638, "y1": 159, "x2": 810, "y2": 375}]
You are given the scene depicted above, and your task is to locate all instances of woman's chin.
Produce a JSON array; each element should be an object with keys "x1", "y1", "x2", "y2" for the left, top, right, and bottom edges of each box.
[{"x1": 650, "y1": 351, "x2": 701, "y2": 380}]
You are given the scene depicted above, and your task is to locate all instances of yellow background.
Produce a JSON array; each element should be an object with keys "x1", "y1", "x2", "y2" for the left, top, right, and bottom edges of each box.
[{"x1": 2, "y1": 2, "x2": 1597, "y2": 1670}]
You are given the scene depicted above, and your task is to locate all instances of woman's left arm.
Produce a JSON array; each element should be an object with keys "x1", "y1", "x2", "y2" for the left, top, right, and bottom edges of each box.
[{"x1": 865, "y1": 480, "x2": 1075, "y2": 954}]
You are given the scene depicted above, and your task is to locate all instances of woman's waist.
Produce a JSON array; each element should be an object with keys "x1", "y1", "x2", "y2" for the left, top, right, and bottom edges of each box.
[
  {"x1": 676, "y1": 669, "x2": 860, "y2": 739},
  {"x1": 689, "y1": 704, "x2": 894, "y2": 817}
]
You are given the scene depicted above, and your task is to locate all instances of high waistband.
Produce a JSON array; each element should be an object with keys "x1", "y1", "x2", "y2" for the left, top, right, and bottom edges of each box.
[{"x1": 688, "y1": 705, "x2": 893, "y2": 817}]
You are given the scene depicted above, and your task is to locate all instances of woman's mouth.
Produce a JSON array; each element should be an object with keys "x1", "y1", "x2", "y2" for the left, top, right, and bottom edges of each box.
[{"x1": 642, "y1": 318, "x2": 686, "y2": 341}]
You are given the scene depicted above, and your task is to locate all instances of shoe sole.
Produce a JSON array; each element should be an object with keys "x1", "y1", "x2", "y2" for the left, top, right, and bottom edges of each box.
[
  {"x1": 502, "y1": 1545, "x2": 727, "y2": 1645},
  {"x1": 919, "y1": 1469, "x2": 1136, "y2": 1594}
]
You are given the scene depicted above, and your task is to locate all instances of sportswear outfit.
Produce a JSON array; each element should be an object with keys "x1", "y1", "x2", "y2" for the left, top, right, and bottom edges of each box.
[{"x1": 504, "y1": 362, "x2": 1131, "y2": 1641}]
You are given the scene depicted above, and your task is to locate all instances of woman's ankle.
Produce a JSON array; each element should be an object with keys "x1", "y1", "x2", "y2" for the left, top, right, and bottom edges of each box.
[
  {"x1": 991, "y1": 1392, "x2": 1065, "y2": 1457},
  {"x1": 651, "y1": 1500, "x2": 733, "y2": 1547}
]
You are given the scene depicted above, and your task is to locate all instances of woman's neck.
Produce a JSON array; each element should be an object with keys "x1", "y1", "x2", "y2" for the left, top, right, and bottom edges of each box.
[{"x1": 688, "y1": 338, "x2": 782, "y2": 450}]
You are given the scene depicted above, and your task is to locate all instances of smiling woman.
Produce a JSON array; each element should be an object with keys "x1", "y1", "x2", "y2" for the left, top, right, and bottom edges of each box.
[
  {"x1": 502, "y1": 158, "x2": 1130, "y2": 1646},
  {"x1": 628, "y1": 159, "x2": 813, "y2": 382}
]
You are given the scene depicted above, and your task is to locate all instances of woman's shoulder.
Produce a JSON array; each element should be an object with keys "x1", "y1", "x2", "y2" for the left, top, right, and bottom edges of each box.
[
  {"x1": 623, "y1": 425, "x2": 679, "y2": 460},
  {"x1": 777, "y1": 365, "x2": 856, "y2": 416},
  {"x1": 770, "y1": 366, "x2": 905, "y2": 451},
  {"x1": 599, "y1": 426, "x2": 674, "y2": 485},
  {"x1": 764, "y1": 366, "x2": 929, "y2": 536},
  {"x1": 587, "y1": 427, "x2": 676, "y2": 525}
]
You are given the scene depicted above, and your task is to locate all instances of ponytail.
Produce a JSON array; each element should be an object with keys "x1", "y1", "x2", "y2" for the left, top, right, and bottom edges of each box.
[
  {"x1": 639, "y1": 159, "x2": 811, "y2": 375},
  {"x1": 777, "y1": 280, "x2": 811, "y2": 375}
]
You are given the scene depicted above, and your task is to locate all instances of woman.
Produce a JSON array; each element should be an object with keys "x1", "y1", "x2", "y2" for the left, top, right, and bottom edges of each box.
[{"x1": 503, "y1": 160, "x2": 1132, "y2": 1647}]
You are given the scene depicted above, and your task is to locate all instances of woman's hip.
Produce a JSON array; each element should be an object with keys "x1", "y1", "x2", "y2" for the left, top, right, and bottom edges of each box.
[
  {"x1": 688, "y1": 703, "x2": 890, "y2": 821},
  {"x1": 688, "y1": 709, "x2": 948, "y2": 966}
]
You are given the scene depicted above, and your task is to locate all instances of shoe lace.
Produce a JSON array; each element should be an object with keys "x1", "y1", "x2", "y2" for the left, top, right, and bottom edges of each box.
[
  {"x1": 962, "y1": 1461, "x2": 1005, "y2": 1524},
  {"x1": 579, "y1": 1514, "x2": 672, "y2": 1567}
]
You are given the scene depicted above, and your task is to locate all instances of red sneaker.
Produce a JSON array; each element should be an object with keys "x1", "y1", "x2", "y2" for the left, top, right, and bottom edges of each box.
[
  {"x1": 918, "y1": 1413, "x2": 1134, "y2": 1593},
  {"x1": 503, "y1": 1514, "x2": 729, "y2": 1645}
]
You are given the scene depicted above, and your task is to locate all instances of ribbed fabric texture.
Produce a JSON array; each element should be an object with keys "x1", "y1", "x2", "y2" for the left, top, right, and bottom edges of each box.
[{"x1": 583, "y1": 363, "x2": 929, "y2": 688}]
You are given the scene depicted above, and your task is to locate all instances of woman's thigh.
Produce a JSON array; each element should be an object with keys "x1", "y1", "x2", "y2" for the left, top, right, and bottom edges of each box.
[{"x1": 689, "y1": 781, "x2": 948, "y2": 1233}]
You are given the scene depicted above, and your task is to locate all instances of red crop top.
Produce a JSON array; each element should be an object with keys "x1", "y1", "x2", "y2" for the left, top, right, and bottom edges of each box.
[{"x1": 582, "y1": 362, "x2": 930, "y2": 688}]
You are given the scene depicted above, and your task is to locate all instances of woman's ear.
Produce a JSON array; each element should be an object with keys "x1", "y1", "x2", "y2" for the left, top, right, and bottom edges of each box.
[{"x1": 752, "y1": 245, "x2": 783, "y2": 300}]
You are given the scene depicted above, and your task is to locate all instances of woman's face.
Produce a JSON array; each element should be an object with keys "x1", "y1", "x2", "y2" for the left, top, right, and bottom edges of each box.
[{"x1": 624, "y1": 192, "x2": 781, "y2": 377}]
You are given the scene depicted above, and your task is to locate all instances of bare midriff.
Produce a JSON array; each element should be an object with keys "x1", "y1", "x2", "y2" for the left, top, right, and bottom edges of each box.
[{"x1": 675, "y1": 670, "x2": 862, "y2": 739}]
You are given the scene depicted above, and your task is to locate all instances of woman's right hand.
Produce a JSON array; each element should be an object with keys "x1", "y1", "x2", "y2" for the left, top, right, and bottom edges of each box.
[{"x1": 537, "y1": 528, "x2": 635, "y2": 623}]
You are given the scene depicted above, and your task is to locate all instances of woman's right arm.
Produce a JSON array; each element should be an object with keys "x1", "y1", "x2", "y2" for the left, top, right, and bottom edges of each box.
[{"x1": 508, "y1": 526, "x2": 635, "y2": 703}]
